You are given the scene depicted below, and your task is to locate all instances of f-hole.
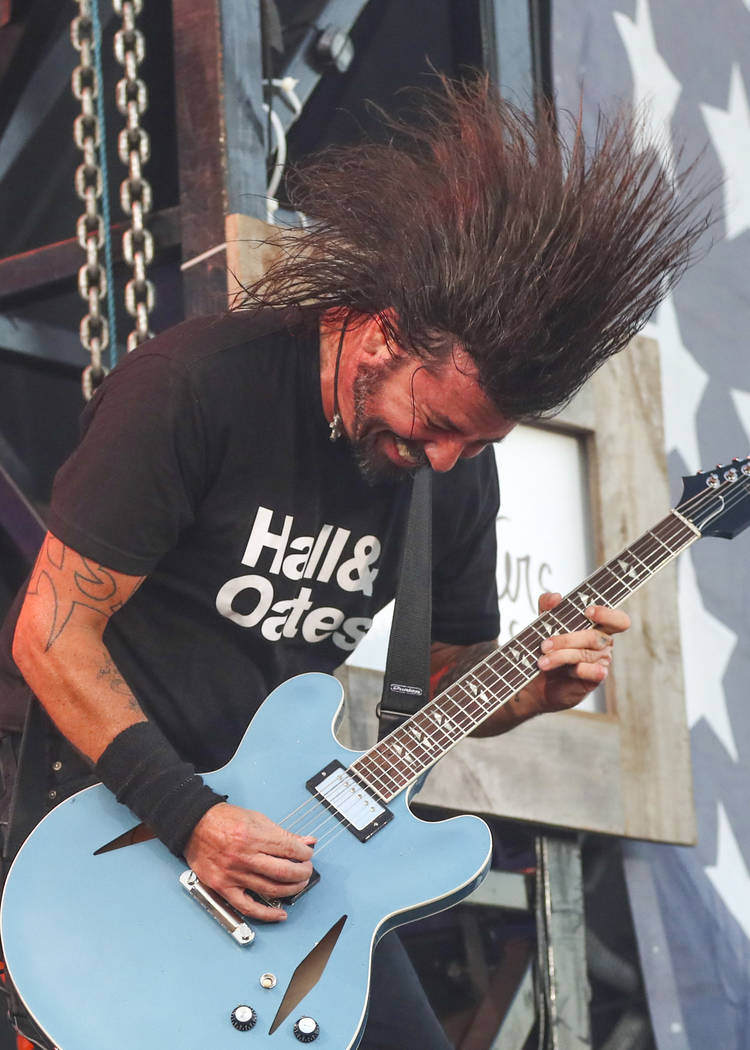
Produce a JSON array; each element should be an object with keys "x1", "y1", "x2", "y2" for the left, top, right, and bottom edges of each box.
[
  {"x1": 94, "y1": 822, "x2": 154, "y2": 854},
  {"x1": 268, "y1": 915, "x2": 348, "y2": 1035}
]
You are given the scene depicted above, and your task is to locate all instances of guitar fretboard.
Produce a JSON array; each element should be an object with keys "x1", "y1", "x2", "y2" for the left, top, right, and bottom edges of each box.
[{"x1": 349, "y1": 509, "x2": 700, "y2": 802}]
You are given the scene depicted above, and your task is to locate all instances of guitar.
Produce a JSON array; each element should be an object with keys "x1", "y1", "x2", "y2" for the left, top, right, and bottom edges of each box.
[{"x1": 2, "y1": 458, "x2": 749, "y2": 1050}]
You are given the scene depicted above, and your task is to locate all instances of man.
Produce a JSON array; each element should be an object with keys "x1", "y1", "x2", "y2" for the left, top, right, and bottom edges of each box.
[{"x1": 0, "y1": 78, "x2": 708, "y2": 1048}]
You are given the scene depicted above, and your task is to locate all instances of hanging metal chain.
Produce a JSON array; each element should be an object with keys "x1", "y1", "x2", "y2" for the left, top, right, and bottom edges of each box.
[
  {"x1": 114, "y1": 0, "x2": 155, "y2": 352},
  {"x1": 71, "y1": 0, "x2": 109, "y2": 400}
]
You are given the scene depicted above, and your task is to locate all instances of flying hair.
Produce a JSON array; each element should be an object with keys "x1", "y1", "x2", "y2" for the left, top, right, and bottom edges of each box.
[{"x1": 239, "y1": 75, "x2": 714, "y2": 419}]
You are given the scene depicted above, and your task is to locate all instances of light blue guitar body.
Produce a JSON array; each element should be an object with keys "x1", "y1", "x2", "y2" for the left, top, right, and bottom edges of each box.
[{"x1": 1, "y1": 673, "x2": 492, "y2": 1050}]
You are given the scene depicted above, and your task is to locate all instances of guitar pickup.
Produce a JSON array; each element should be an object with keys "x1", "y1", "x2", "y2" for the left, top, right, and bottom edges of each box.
[
  {"x1": 179, "y1": 870, "x2": 255, "y2": 945},
  {"x1": 307, "y1": 761, "x2": 393, "y2": 842}
]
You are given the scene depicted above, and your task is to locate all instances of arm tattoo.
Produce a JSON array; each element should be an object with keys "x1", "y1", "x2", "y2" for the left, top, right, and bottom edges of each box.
[
  {"x1": 431, "y1": 641, "x2": 499, "y2": 697},
  {"x1": 27, "y1": 535, "x2": 144, "y2": 651},
  {"x1": 96, "y1": 654, "x2": 137, "y2": 701}
]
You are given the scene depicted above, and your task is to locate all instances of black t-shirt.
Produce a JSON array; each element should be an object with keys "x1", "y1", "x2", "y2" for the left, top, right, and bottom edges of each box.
[{"x1": 0, "y1": 310, "x2": 500, "y2": 769}]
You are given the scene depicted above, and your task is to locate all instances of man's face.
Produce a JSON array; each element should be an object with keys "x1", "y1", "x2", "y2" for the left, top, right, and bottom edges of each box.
[{"x1": 348, "y1": 346, "x2": 515, "y2": 483}]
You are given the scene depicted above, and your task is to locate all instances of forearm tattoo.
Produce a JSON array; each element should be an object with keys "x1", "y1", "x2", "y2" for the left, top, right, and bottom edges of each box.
[
  {"x1": 431, "y1": 641, "x2": 499, "y2": 697},
  {"x1": 96, "y1": 654, "x2": 138, "y2": 701},
  {"x1": 26, "y1": 535, "x2": 144, "y2": 651}
]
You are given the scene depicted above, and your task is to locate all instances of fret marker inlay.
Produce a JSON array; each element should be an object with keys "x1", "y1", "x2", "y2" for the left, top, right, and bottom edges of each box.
[{"x1": 617, "y1": 558, "x2": 639, "y2": 580}]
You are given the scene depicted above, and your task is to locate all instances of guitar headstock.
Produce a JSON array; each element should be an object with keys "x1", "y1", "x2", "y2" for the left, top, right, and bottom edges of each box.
[{"x1": 677, "y1": 456, "x2": 750, "y2": 539}]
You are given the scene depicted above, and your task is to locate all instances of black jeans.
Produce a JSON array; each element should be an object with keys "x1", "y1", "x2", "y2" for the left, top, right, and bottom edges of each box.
[
  {"x1": 0, "y1": 699, "x2": 96, "y2": 870},
  {"x1": 362, "y1": 932, "x2": 453, "y2": 1049}
]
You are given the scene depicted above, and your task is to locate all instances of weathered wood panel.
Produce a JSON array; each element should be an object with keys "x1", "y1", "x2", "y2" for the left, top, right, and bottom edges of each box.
[
  {"x1": 588, "y1": 336, "x2": 694, "y2": 843},
  {"x1": 335, "y1": 666, "x2": 625, "y2": 835}
]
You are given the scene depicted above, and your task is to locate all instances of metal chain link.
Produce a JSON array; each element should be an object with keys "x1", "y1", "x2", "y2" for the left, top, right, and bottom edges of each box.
[
  {"x1": 71, "y1": 0, "x2": 109, "y2": 400},
  {"x1": 113, "y1": 0, "x2": 155, "y2": 352}
]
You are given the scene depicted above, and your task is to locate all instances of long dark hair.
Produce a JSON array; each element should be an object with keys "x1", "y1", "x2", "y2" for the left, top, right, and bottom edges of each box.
[{"x1": 241, "y1": 76, "x2": 713, "y2": 419}]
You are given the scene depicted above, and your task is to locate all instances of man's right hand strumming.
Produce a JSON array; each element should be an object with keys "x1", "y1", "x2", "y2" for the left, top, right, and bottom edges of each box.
[{"x1": 185, "y1": 802, "x2": 316, "y2": 921}]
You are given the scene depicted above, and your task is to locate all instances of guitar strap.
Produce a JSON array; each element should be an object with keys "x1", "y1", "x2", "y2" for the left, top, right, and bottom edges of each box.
[
  {"x1": 2, "y1": 696, "x2": 49, "y2": 867},
  {"x1": 377, "y1": 465, "x2": 433, "y2": 740}
]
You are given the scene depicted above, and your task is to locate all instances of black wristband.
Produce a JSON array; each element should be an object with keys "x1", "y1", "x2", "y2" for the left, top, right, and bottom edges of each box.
[{"x1": 95, "y1": 722, "x2": 225, "y2": 858}]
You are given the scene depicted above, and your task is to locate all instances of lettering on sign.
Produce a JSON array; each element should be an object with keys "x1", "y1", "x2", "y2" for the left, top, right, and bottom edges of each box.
[{"x1": 496, "y1": 514, "x2": 554, "y2": 639}]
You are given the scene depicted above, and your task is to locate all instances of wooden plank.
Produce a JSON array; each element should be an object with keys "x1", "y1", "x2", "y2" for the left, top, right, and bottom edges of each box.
[
  {"x1": 172, "y1": 0, "x2": 227, "y2": 315},
  {"x1": 417, "y1": 711, "x2": 625, "y2": 836},
  {"x1": 225, "y1": 213, "x2": 276, "y2": 304},
  {"x1": 172, "y1": 0, "x2": 267, "y2": 316},
  {"x1": 539, "y1": 382, "x2": 596, "y2": 433},
  {"x1": 588, "y1": 336, "x2": 695, "y2": 844},
  {"x1": 225, "y1": 212, "x2": 310, "y2": 304},
  {"x1": 0, "y1": 207, "x2": 181, "y2": 302}
]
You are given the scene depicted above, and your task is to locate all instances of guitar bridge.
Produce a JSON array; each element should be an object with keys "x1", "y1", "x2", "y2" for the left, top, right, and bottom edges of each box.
[
  {"x1": 179, "y1": 870, "x2": 255, "y2": 945},
  {"x1": 306, "y1": 760, "x2": 393, "y2": 842}
]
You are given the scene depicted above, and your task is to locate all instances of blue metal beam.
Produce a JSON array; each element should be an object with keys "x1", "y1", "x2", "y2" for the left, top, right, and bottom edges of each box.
[
  {"x1": 275, "y1": 0, "x2": 371, "y2": 133},
  {"x1": 0, "y1": 314, "x2": 88, "y2": 369},
  {"x1": 0, "y1": 461, "x2": 45, "y2": 564},
  {"x1": 0, "y1": 11, "x2": 115, "y2": 185}
]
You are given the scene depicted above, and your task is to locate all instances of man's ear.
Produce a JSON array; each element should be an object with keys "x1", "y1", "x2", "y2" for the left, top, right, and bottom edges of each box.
[{"x1": 363, "y1": 309, "x2": 402, "y2": 363}]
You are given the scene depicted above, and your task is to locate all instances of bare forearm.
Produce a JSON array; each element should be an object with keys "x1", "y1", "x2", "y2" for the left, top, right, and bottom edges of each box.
[
  {"x1": 12, "y1": 533, "x2": 147, "y2": 763},
  {"x1": 430, "y1": 639, "x2": 537, "y2": 737}
]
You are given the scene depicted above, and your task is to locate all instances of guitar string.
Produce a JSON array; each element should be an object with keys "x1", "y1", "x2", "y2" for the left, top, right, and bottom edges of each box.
[
  {"x1": 276, "y1": 471, "x2": 750, "y2": 845},
  {"x1": 273, "y1": 471, "x2": 750, "y2": 848},
  {"x1": 287, "y1": 478, "x2": 722, "y2": 827},
  {"x1": 306, "y1": 504, "x2": 719, "y2": 857},
  {"x1": 307, "y1": 474, "x2": 750, "y2": 855},
  {"x1": 289, "y1": 510, "x2": 750, "y2": 856},
  {"x1": 278, "y1": 541, "x2": 662, "y2": 850},
  {"x1": 309, "y1": 520, "x2": 701, "y2": 857},
  {"x1": 279, "y1": 503, "x2": 722, "y2": 849},
  {"x1": 348, "y1": 471, "x2": 750, "y2": 795}
]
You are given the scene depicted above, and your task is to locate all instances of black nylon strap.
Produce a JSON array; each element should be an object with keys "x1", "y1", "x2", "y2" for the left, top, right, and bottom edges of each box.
[
  {"x1": 3, "y1": 697, "x2": 50, "y2": 864},
  {"x1": 378, "y1": 466, "x2": 432, "y2": 740}
]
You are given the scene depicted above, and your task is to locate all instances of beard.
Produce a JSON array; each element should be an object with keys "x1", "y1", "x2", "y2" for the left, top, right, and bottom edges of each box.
[{"x1": 349, "y1": 361, "x2": 428, "y2": 484}]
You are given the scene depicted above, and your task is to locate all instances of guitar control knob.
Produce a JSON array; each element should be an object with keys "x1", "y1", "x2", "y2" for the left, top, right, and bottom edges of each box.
[
  {"x1": 231, "y1": 1005, "x2": 257, "y2": 1031},
  {"x1": 293, "y1": 1016, "x2": 320, "y2": 1042}
]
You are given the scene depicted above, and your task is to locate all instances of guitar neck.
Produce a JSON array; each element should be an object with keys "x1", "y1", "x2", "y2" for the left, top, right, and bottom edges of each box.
[{"x1": 350, "y1": 508, "x2": 701, "y2": 802}]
